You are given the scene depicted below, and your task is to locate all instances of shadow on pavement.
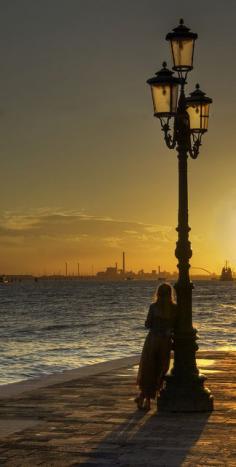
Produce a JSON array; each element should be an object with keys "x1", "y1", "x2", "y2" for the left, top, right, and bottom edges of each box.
[{"x1": 77, "y1": 408, "x2": 210, "y2": 466}]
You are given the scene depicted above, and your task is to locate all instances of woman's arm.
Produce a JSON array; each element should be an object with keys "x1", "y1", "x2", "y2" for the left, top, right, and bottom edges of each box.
[
  {"x1": 170, "y1": 303, "x2": 178, "y2": 334},
  {"x1": 145, "y1": 305, "x2": 153, "y2": 329}
]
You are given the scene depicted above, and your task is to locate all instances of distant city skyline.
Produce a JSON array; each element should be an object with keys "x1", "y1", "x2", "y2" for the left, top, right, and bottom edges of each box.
[{"x1": 1, "y1": 250, "x2": 222, "y2": 278}]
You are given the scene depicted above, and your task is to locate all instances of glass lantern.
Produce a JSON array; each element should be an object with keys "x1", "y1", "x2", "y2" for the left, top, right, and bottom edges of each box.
[
  {"x1": 186, "y1": 84, "x2": 212, "y2": 133},
  {"x1": 147, "y1": 62, "x2": 180, "y2": 118},
  {"x1": 166, "y1": 19, "x2": 198, "y2": 78}
]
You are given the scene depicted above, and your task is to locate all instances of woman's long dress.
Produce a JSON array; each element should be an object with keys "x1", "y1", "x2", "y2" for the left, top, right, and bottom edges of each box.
[{"x1": 137, "y1": 302, "x2": 177, "y2": 399}]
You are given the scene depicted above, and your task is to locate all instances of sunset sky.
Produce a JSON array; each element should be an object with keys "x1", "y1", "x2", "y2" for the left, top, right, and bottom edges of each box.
[{"x1": 0, "y1": 0, "x2": 236, "y2": 275}]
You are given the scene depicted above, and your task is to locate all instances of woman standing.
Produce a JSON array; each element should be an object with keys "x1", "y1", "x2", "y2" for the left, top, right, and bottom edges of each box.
[{"x1": 135, "y1": 283, "x2": 177, "y2": 410}]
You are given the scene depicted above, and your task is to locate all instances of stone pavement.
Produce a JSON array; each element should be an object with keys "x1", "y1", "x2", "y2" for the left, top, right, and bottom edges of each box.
[{"x1": 0, "y1": 351, "x2": 235, "y2": 466}]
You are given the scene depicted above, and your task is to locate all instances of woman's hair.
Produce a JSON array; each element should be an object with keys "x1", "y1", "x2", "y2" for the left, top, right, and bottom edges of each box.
[{"x1": 154, "y1": 282, "x2": 175, "y2": 304}]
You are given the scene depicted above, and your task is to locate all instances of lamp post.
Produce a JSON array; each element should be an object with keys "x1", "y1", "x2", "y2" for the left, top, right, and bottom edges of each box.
[{"x1": 147, "y1": 19, "x2": 213, "y2": 411}]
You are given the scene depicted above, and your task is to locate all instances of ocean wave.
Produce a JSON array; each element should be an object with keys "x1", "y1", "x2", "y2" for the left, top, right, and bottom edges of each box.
[{"x1": 1, "y1": 279, "x2": 236, "y2": 384}]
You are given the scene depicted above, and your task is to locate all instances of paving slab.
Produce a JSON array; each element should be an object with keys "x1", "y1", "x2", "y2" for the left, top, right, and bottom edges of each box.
[{"x1": 0, "y1": 351, "x2": 235, "y2": 466}]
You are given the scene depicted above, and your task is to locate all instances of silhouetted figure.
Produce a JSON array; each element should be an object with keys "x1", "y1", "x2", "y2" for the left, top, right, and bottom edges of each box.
[{"x1": 135, "y1": 283, "x2": 177, "y2": 410}]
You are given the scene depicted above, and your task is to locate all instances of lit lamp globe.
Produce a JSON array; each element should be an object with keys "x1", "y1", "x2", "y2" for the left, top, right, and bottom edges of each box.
[
  {"x1": 166, "y1": 19, "x2": 198, "y2": 78},
  {"x1": 186, "y1": 84, "x2": 213, "y2": 134},
  {"x1": 147, "y1": 62, "x2": 180, "y2": 118}
]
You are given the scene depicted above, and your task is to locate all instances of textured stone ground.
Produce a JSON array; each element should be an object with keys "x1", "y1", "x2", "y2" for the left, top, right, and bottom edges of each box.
[{"x1": 0, "y1": 351, "x2": 235, "y2": 466}]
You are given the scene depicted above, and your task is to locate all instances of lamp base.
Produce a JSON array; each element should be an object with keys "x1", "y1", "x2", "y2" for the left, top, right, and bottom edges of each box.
[{"x1": 157, "y1": 373, "x2": 214, "y2": 412}]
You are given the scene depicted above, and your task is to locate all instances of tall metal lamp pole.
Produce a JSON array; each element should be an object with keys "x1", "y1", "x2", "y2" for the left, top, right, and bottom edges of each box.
[{"x1": 147, "y1": 19, "x2": 213, "y2": 411}]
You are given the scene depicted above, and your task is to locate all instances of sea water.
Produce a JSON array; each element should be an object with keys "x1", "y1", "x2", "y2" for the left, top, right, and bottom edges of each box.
[{"x1": 0, "y1": 279, "x2": 235, "y2": 385}]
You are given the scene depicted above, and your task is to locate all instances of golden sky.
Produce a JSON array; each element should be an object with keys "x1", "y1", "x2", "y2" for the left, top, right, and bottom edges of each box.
[{"x1": 0, "y1": 0, "x2": 236, "y2": 275}]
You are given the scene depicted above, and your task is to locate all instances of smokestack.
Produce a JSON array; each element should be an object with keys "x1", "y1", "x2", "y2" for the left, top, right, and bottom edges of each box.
[
  {"x1": 158, "y1": 265, "x2": 161, "y2": 275},
  {"x1": 123, "y1": 252, "x2": 125, "y2": 274},
  {"x1": 65, "y1": 262, "x2": 68, "y2": 277}
]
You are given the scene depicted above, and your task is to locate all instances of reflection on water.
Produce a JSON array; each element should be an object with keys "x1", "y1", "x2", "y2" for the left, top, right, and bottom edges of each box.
[
  {"x1": 0, "y1": 280, "x2": 235, "y2": 384},
  {"x1": 196, "y1": 359, "x2": 215, "y2": 367}
]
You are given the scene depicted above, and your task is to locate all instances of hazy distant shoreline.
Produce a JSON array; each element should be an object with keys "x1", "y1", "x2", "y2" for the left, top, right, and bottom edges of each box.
[{"x1": 1, "y1": 275, "x2": 221, "y2": 282}]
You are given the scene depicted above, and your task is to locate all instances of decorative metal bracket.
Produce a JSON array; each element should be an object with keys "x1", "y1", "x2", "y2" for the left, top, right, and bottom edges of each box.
[
  {"x1": 188, "y1": 133, "x2": 202, "y2": 159},
  {"x1": 160, "y1": 118, "x2": 176, "y2": 150},
  {"x1": 159, "y1": 115, "x2": 202, "y2": 159}
]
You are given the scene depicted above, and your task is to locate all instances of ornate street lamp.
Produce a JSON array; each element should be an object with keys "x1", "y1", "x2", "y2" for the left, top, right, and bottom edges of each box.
[{"x1": 147, "y1": 19, "x2": 213, "y2": 411}]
